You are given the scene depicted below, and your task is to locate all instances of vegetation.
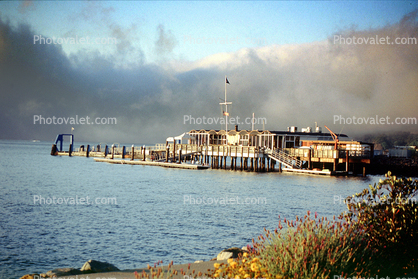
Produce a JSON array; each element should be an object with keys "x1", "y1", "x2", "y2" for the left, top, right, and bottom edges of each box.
[
  {"x1": 359, "y1": 131, "x2": 418, "y2": 149},
  {"x1": 344, "y1": 172, "x2": 418, "y2": 275},
  {"x1": 134, "y1": 261, "x2": 204, "y2": 279},
  {"x1": 207, "y1": 172, "x2": 418, "y2": 278},
  {"x1": 136, "y1": 172, "x2": 418, "y2": 279}
]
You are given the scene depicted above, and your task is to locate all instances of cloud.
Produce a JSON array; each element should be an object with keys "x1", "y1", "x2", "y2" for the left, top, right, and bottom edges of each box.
[
  {"x1": 155, "y1": 24, "x2": 178, "y2": 55},
  {"x1": 0, "y1": 11, "x2": 417, "y2": 144}
]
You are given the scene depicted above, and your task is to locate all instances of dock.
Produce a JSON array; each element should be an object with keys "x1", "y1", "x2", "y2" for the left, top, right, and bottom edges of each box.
[
  {"x1": 94, "y1": 158, "x2": 210, "y2": 170},
  {"x1": 50, "y1": 124, "x2": 374, "y2": 176}
]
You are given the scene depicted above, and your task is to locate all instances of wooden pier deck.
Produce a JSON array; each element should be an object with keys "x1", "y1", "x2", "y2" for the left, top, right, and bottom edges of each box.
[
  {"x1": 94, "y1": 158, "x2": 210, "y2": 170},
  {"x1": 51, "y1": 142, "x2": 370, "y2": 176}
]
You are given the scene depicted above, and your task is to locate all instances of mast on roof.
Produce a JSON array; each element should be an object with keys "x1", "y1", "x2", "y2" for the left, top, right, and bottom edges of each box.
[{"x1": 219, "y1": 76, "x2": 232, "y2": 144}]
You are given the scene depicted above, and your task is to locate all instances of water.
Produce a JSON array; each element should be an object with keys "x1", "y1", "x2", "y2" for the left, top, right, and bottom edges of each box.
[{"x1": 0, "y1": 140, "x2": 382, "y2": 279}]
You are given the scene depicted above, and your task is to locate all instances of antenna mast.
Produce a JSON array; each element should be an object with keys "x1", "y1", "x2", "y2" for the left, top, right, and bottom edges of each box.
[{"x1": 219, "y1": 76, "x2": 232, "y2": 144}]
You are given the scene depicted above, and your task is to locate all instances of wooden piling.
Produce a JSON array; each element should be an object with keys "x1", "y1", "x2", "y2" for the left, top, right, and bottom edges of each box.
[
  {"x1": 173, "y1": 141, "x2": 176, "y2": 163},
  {"x1": 69, "y1": 144, "x2": 73, "y2": 157},
  {"x1": 122, "y1": 146, "x2": 125, "y2": 158},
  {"x1": 86, "y1": 144, "x2": 90, "y2": 157},
  {"x1": 308, "y1": 149, "x2": 311, "y2": 169},
  {"x1": 346, "y1": 151, "x2": 349, "y2": 172},
  {"x1": 51, "y1": 144, "x2": 57, "y2": 156},
  {"x1": 131, "y1": 146, "x2": 135, "y2": 161}
]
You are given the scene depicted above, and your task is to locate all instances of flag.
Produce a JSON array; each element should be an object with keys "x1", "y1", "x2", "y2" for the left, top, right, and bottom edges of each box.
[
  {"x1": 226, "y1": 77, "x2": 230, "y2": 84},
  {"x1": 223, "y1": 111, "x2": 229, "y2": 116}
]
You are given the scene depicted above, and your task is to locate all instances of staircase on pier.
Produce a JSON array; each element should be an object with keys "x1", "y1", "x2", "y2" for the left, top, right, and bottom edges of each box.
[{"x1": 268, "y1": 149, "x2": 303, "y2": 169}]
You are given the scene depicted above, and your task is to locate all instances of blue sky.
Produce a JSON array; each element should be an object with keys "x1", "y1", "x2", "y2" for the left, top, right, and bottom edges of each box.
[
  {"x1": 2, "y1": 1, "x2": 417, "y2": 63},
  {"x1": 0, "y1": 1, "x2": 417, "y2": 142}
]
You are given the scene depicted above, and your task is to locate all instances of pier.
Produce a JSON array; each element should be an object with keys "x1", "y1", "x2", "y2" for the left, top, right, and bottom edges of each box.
[{"x1": 51, "y1": 131, "x2": 373, "y2": 176}]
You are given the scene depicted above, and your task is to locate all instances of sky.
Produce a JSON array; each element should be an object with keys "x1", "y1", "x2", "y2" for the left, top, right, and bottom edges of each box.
[{"x1": 0, "y1": 1, "x2": 417, "y2": 144}]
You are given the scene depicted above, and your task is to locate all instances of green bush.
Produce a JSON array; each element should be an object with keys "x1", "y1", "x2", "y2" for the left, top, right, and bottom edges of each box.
[
  {"x1": 344, "y1": 172, "x2": 418, "y2": 275},
  {"x1": 254, "y1": 212, "x2": 374, "y2": 278}
]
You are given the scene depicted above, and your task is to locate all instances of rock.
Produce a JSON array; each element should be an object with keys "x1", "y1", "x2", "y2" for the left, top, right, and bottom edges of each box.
[
  {"x1": 19, "y1": 274, "x2": 40, "y2": 279},
  {"x1": 80, "y1": 259, "x2": 119, "y2": 273},
  {"x1": 241, "y1": 246, "x2": 249, "y2": 251},
  {"x1": 216, "y1": 247, "x2": 246, "y2": 260},
  {"x1": 45, "y1": 268, "x2": 82, "y2": 277}
]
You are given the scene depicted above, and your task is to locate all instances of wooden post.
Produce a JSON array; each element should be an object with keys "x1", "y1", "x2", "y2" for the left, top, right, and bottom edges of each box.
[
  {"x1": 363, "y1": 166, "x2": 366, "y2": 177},
  {"x1": 251, "y1": 158, "x2": 254, "y2": 171},
  {"x1": 346, "y1": 151, "x2": 349, "y2": 172},
  {"x1": 131, "y1": 145, "x2": 135, "y2": 161},
  {"x1": 166, "y1": 145, "x2": 169, "y2": 162},
  {"x1": 104, "y1": 145, "x2": 108, "y2": 157},
  {"x1": 178, "y1": 148, "x2": 182, "y2": 164},
  {"x1": 69, "y1": 144, "x2": 72, "y2": 157},
  {"x1": 50, "y1": 144, "x2": 58, "y2": 156},
  {"x1": 122, "y1": 146, "x2": 125, "y2": 159},
  {"x1": 173, "y1": 141, "x2": 176, "y2": 163},
  {"x1": 111, "y1": 145, "x2": 115, "y2": 159},
  {"x1": 86, "y1": 144, "x2": 90, "y2": 157},
  {"x1": 308, "y1": 149, "x2": 311, "y2": 169},
  {"x1": 143, "y1": 147, "x2": 146, "y2": 161},
  {"x1": 333, "y1": 159, "x2": 337, "y2": 172}
]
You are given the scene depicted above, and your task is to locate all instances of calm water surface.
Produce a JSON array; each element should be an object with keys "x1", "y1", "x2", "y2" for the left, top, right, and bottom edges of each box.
[{"x1": 0, "y1": 140, "x2": 383, "y2": 279}]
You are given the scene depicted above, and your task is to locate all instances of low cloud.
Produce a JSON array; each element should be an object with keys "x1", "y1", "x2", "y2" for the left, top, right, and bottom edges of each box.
[{"x1": 0, "y1": 11, "x2": 417, "y2": 144}]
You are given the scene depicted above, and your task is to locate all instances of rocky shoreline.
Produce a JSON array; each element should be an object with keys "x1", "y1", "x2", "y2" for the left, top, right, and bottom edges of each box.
[{"x1": 19, "y1": 247, "x2": 248, "y2": 279}]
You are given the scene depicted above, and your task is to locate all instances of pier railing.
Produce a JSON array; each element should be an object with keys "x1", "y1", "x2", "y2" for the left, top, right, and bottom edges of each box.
[
  {"x1": 71, "y1": 143, "x2": 371, "y2": 161},
  {"x1": 166, "y1": 144, "x2": 259, "y2": 157},
  {"x1": 269, "y1": 149, "x2": 302, "y2": 169}
]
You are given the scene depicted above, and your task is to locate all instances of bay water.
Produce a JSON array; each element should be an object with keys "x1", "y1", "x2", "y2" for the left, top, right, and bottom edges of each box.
[{"x1": 0, "y1": 140, "x2": 382, "y2": 279}]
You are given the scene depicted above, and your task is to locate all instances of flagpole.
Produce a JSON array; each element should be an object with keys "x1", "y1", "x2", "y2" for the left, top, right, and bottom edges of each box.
[
  {"x1": 220, "y1": 76, "x2": 232, "y2": 145},
  {"x1": 225, "y1": 75, "x2": 228, "y2": 138}
]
